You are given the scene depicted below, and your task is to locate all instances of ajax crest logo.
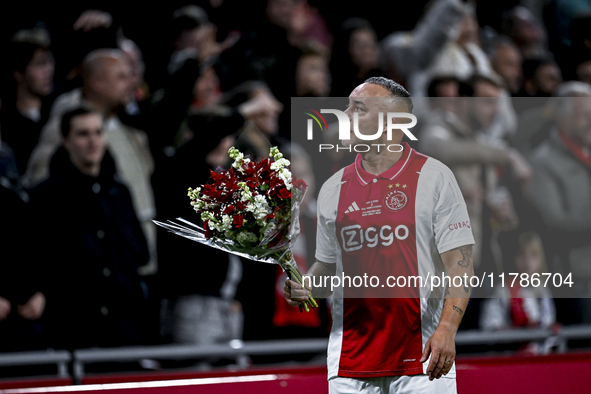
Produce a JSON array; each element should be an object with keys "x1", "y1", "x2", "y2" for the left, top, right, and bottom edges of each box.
[{"x1": 384, "y1": 190, "x2": 408, "y2": 211}]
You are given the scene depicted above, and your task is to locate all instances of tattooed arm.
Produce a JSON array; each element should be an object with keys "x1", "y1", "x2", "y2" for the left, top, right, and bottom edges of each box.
[{"x1": 421, "y1": 244, "x2": 474, "y2": 381}]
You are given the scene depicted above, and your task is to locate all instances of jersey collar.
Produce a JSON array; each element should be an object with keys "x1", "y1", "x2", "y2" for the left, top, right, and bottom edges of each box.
[{"x1": 354, "y1": 142, "x2": 413, "y2": 186}]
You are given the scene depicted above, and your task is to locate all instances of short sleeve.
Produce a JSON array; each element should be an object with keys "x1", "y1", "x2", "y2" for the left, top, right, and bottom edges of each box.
[
  {"x1": 314, "y1": 176, "x2": 342, "y2": 264},
  {"x1": 432, "y1": 169, "x2": 475, "y2": 254}
]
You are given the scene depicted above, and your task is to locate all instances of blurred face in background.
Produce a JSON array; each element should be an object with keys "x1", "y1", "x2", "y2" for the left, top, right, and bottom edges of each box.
[
  {"x1": 457, "y1": 13, "x2": 480, "y2": 46},
  {"x1": 249, "y1": 88, "x2": 283, "y2": 137},
  {"x1": 576, "y1": 60, "x2": 591, "y2": 86},
  {"x1": 492, "y1": 44, "x2": 523, "y2": 94},
  {"x1": 562, "y1": 97, "x2": 591, "y2": 148},
  {"x1": 471, "y1": 81, "x2": 501, "y2": 129},
  {"x1": 295, "y1": 53, "x2": 331, "y2": 97},
  {"x1": 514, "y1": 241, "x2": 544, "y2": 276},
  {"x1": 511, "y1": 7, "x2": 544, "y2": 48},
  {"x1": 349, "y1": 28, "x2": 379, "y2": 73},
  {"x1": 176, "y1": 23, "x2": 216, "y2": 52},
  {"x1": 192, "y1": 66, "x2": 222, "y2": 109},
  {"x1": 534, "y1": 64, "x2": 562, "y2": 96},
  {"x1": 19, "y1": 48, "x2": 54, "y2": 97},
  {"x1": 63, "y1": 113, "x2": 106, "y2": 174},
  {"x1": 121, "y1": 40, "x2": 145, "y2": 94},
  {"x1": 429, "y1": 80, "x2": 460, "y2": 114},
  {"x1": 94, "y1": 56, "x2": 134, "y2": 108}
]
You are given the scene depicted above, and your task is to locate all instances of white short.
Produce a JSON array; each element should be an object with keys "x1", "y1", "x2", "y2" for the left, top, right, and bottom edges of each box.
[{"x1": 329, "y1": 374, "x2": 457, "y2": 394}]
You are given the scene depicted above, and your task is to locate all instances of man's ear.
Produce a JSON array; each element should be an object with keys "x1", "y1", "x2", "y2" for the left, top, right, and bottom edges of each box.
[{"x1": 383, "y1": 112, "x2": 395, "y2": 133}]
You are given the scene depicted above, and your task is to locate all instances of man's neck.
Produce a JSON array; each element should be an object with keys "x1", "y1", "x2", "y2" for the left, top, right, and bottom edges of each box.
[
  {"x1": 16, "y1": 87, "x2": 42, "y2": 114},
  {"x1": 77, "y1": 162, "x2": 101, "y2": 177},
  {"x1": 360, "y1": 146, "x2": 405, "y2": 176},
  {"x1": 82, "y1": 90, "x2": 114, "y2": 116}
]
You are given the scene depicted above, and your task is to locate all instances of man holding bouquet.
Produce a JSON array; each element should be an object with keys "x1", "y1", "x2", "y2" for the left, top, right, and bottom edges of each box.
[{"x1": 285, "y1": 77, "x2": 474, "y2": 393}]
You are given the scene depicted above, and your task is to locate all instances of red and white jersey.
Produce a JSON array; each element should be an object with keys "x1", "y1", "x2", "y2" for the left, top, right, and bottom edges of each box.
[{"x1": 315, "y1": 143, "x2": 474, "y2": 379}]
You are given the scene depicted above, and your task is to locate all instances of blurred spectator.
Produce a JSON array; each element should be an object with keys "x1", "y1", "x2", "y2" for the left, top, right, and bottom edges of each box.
[
  {"x1": 152, "y1": 111, "x2": 243, "y2": 354},
  {"x1": 501, "y1": 6, "x2": 547, "y2": 60},
  {"x1": 470, "y1": 74, "x2": 518, "y2": 146},
  {"x1": 0, "y1": 28, "x2": 54, "y2": 174},
  {"x1": 29, "y1": 107, "x2": 150, "y2": 349},
  {"x1": 381, "y1": 0, "x2": 468, "y2": 95},
  {"x1": 286, "y1": 0, "x2": 332, "y2": 52},
  {"x1": 329, "y1": 18, "x2": 382, "y2": 97},
  {"x1": 480, "y1": 232, "x2": 558, "y2": 354},
  {"x1": 489, "y1": 36, "x2": 523, "y2": 96},
  {"x1": 526, "y1": 92, "x2": 591, "y2": 321},
  {"x1": 411, "y1": 5, "x2": 495, "y2": 100},
  {"x1": 24, "y1": 48, "x2": 158, "y2": 275},
  {"x1": 166, "y1": 5, "x2": 238, "y2": 76},
  {"x1": 419, "y1": 75, "x2": 531, "y2": 270},
  {"x1": 119, "y1": 37, "x2": 149, "y2": 109},
  {"x1": 518, "y1": 56, "x2": 562, "y2": 98},
  {"x1": 0, "y1": 118, "x2": 46, "y2": 352},
  {"x1": 223, "y1": 81, "x2": 285, "y2": 159},
  {"x1": 427, "y1": 76, "x2": 461, "y2": 99},
  {"x1": 575, "y1": 58, "x2": 591, "y2": 86},
  {"x1": 294, "y1": 46, "x2": 331, "y2": 98},
  {"x1": 512, "y1": 82, "x2": 591, "y2": 158},
  {"x1": 149, "y1": 57, "x2": 223, "y2": 159}
]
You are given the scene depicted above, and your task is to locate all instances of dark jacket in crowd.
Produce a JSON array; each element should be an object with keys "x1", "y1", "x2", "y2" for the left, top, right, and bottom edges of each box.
[
  {"x1": 29, "y1": 147, "x2": 149, "y2": 350},
  {"x1": 0, "y1": 102, "x2": 50, "y2": 174},
  {"x1": 0, "y1": 143, "x2": 46, "y2": 351}
]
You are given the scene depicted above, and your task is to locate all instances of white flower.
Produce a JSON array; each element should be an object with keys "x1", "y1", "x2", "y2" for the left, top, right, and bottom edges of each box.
[
  {"x1": 221, "y1": 214, "x2": 233, "y2": 232},
  {"x1": 270, "y1": 146, "x2": 283, "y2": 160},
  {"x1": 246, "y1": 194, "x2": 271, "y2": 221},
  {"x1": 229, "y1": 148, "x2": 251, "y2": 173},
  {"x1": 270, "y1": 158, "x2": 290, "y2": 171},
  {"x1": 277, "y1": 169, "x2": 293, "y2": 190}
]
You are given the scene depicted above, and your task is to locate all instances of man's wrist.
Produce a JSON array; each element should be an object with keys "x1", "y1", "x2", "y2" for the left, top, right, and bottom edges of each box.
[{"x1": 437, "y1": 320, "x2": 459, "y2": 335}]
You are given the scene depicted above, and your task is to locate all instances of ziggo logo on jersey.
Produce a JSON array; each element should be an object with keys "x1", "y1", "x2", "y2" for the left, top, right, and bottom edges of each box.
[{"x1": 341, "y1": 224, "x2": 409, "y2": 252}]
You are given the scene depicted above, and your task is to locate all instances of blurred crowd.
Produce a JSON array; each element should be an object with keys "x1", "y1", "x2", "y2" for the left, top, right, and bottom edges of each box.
[{"x1": 1, "y1": 0, "x2": 591, "y2": 365}]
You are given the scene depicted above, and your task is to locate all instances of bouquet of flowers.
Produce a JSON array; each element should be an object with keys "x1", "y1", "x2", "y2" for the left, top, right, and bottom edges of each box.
[{"x1": 154, "y1": 146, "x2": 318, "y2": 312}]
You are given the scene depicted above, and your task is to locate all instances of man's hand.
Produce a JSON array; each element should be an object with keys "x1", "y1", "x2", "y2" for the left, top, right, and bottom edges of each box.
[
  {"x1": 421, "y1": 323, "x2": 457, "y2": 380},
  {"x1": 283, "y1": 278, "x2": 311, "y2": 307},
  {"x1": 17, "y1": 292, "x2": 46, "y2": 320},
  {"x1": 421, "y1": 244, "x2": 473, "y2": 380},
  {"x1": 0, "y1": 297, "x2": 11, "y2": 321}
]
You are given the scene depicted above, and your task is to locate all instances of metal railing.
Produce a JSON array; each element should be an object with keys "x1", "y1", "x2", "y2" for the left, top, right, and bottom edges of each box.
[
  {"x1": 0, "y1": 350, "x2": 71, "y2": 378},
  {"x1": 2, "y1": 325, "x2": 591, "y2": 383}
]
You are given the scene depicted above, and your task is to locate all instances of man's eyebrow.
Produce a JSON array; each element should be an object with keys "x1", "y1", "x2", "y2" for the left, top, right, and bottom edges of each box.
[{"x1": 353, "y1": 99, "x2": 366, "y2": 107}]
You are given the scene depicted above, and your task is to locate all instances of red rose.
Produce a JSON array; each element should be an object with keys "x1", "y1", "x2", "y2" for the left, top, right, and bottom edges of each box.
[
  {"x1": 277, "y1": 187, "x2": 291, "y2": 199},
  {"x1": 223, "y1": 205, "x2": 235, "y2": 215},
  {"x1": 233, "y1": 214, "x2": 244, "y2": 228}
]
